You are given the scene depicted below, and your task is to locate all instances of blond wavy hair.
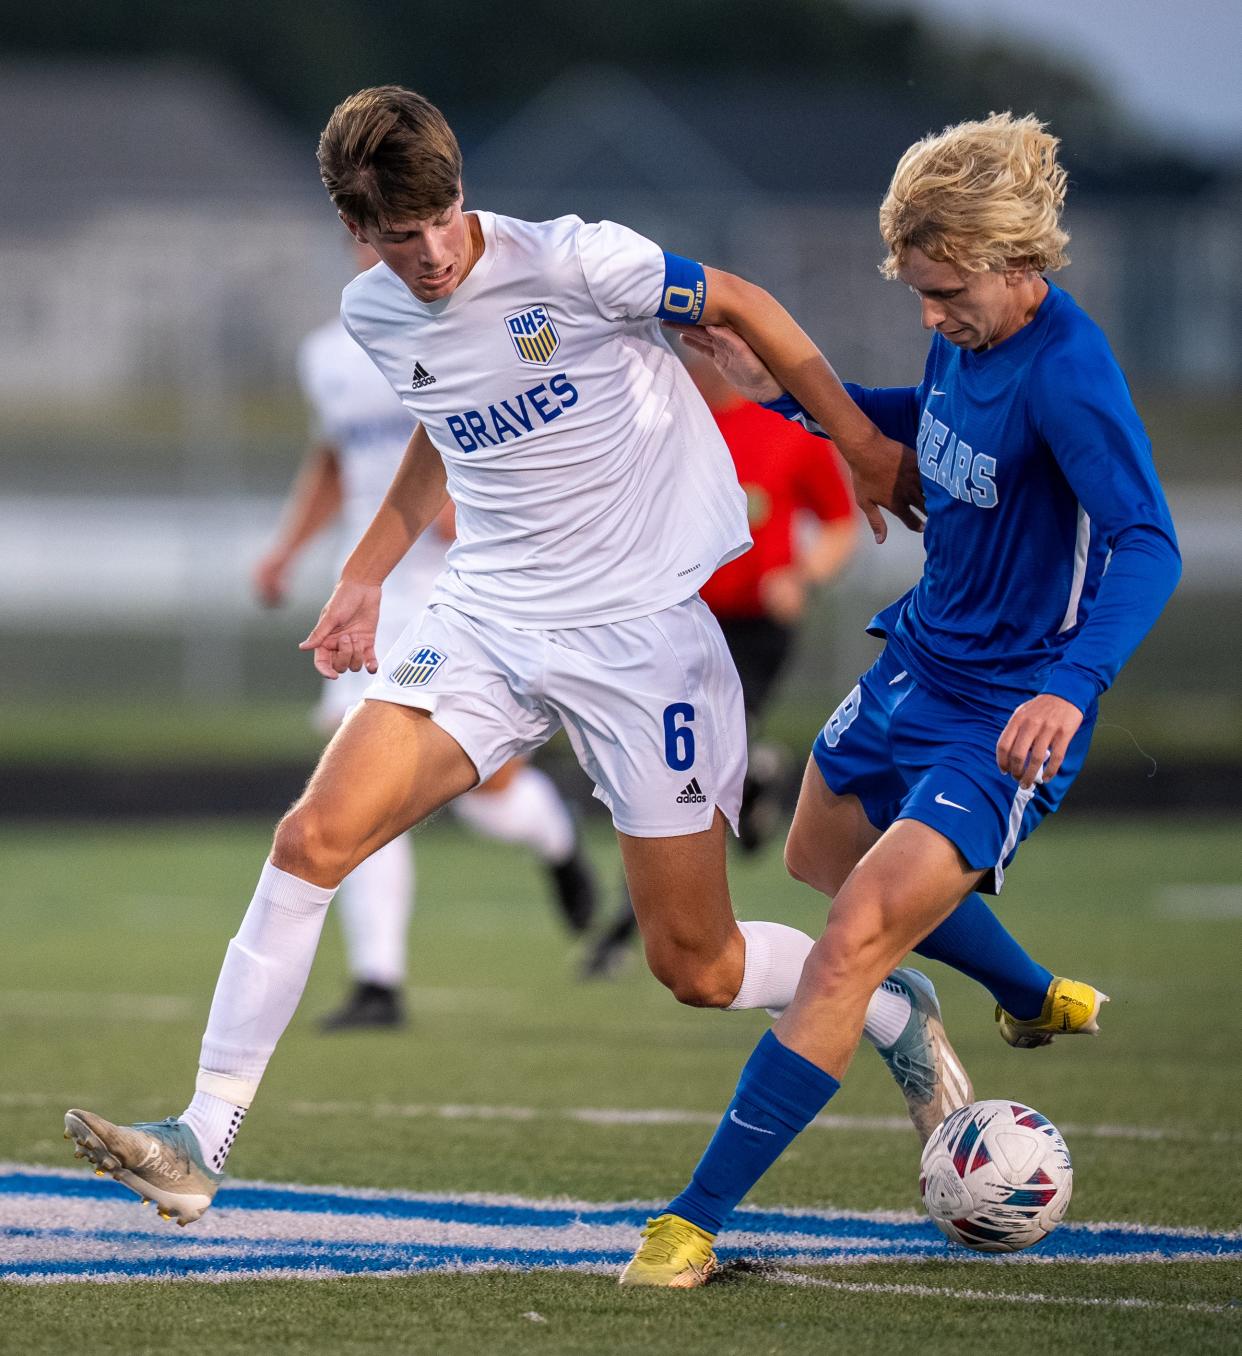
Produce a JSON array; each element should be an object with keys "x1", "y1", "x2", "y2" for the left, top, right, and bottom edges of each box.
[{"x1": 879, "y1": 112, "x2": 1070, "y2": 278}]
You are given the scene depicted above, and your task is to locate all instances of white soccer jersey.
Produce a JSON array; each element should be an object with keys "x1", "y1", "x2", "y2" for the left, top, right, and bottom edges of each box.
[
  {"x1": 340, "y1": 213, "x2": 751, "y2": 629},
  {"x1": 297, "y1": 318, "x2": 451, "y2": 609}
]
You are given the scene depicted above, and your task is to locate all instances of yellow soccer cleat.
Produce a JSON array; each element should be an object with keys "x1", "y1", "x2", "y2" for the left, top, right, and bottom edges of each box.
[
  {"x1": 618, "y1": 1213, "x2": 718, "y2": 1288},
  {"x1": 996, "y1": 977, "x2": 1110, "y2": 1048}
]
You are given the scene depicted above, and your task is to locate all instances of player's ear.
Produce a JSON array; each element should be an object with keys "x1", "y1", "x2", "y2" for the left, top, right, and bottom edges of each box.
[
  {"x1": 1003, "y1": 261, "x2": 1032, "y2": 287},
  {"x1": 340, "y1": 213, "x2": 367, "y2": 244}
]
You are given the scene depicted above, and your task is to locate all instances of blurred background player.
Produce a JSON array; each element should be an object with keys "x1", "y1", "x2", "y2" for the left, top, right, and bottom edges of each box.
[
  {"x1": 582, "y1": 351, "x2": 858, "y2": 976},
  {"x1": 253, "y1": 240, "x2": 597, "y2": 1029}
]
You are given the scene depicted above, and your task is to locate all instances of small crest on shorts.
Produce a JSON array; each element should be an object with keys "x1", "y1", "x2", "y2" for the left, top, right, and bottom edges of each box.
[
  {"x1": 389, "y1": 645, "x2": 445, "y2": 688},
  {"x1": 505, "y1": 304, "x2": 559, "y2": 365}
]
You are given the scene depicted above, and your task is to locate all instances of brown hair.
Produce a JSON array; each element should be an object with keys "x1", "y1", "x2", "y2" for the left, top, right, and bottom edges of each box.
[
  {"x1": 317, "y1": 86, "x2": 463, "y2": 230},
  {"x1": 879, "y1": 111, "x2": 1070, "y2": 278}
]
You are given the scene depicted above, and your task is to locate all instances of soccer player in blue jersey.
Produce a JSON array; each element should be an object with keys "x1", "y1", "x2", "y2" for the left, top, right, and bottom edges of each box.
[{"x1": 621, "y1": 112, "x2": 1181, "y2": 1286}]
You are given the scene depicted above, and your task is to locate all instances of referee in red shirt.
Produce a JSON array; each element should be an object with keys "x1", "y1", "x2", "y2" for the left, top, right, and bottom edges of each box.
[{"x1": 695, "y1": 355, "x2": 858, "y2": 763}]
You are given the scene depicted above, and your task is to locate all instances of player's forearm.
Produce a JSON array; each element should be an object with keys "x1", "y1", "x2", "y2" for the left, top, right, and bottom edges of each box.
[
  {"x1": 701, "y1": 270, "x2": 884, "y2": 462},
  {"x1": 270, "y1": 446, "x2": 343, "y2": 559},
  {"x1": 340, "y1": 425, "x2": 448, "y2": 586},
  {"x1": 1041, "y1": 526, "x2": 1181, "y2": 712}
]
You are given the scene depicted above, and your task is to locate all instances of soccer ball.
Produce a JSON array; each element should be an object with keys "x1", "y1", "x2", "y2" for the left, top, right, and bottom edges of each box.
[{"x1": 919, "y1": 1099, "x2": 1072, "y2": 1252}]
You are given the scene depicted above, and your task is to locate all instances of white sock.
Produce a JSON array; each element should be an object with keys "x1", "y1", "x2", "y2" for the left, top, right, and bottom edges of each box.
[
  {"x1": 337, "y1": 834, "x2": 413, "y2": 988},
  {"x1": 180, "y1": 1092, "x2": 246, "y2": 1173},
  {"x1": 727, "y1": 920, "x2": 814, "y2": 1013},
  {"x1": 196, "y1": 861, "x2": 335, "y2": 1107},
  {"x1": 726, "y1": 919, "x2": 914, "y2": 1042},
  {"x1": 863, "y1": 976, "x2": 914, "y2": 1048},
  {"x1": 451, "y1": 766, "x2": 576, "y2": 863}
]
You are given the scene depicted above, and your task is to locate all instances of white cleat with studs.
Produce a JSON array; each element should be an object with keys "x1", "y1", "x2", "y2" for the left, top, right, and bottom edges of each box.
[{"x1": 63, "y1": 1108, "x2": 223, "y2": 1225}]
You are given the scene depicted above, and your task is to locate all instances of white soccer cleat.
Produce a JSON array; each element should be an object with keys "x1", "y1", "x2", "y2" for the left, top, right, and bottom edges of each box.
[
  {"x1": 64, "y1": 1108, "x2": 223, "y2": 1225},
  {"x1": 873, "y1": 968, "x2": 974, "y2": 1144}
]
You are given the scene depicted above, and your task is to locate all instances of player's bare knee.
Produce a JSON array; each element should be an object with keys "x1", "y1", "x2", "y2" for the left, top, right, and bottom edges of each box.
[
  {"x1": 645, "y1": 944, "x2": 736, "y2": 1009},
  {"x1": 271, "y1": 804, "x2": 349, "y2": 884},
  {"x1": 670, "y1": 963, "x2": 737, "y2": 1008}
]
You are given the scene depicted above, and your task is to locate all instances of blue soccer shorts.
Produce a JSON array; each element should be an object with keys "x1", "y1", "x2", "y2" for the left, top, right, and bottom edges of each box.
[{"x1": 811, "y1": 645, "x2": 1095, "y2": 892}]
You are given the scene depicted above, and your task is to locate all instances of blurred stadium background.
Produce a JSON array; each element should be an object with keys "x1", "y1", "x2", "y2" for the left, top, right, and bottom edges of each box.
[
  {"x1": 1, "y1": 0, "x2": 1237, "y2": 811},
  {"x1": 3, "y1": 5, "x2": 1241, "y2": 1349}
]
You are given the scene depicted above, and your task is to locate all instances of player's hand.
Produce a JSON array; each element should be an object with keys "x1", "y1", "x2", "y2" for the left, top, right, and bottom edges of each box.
[
  {"x1": 299, "y1": 578, "x2": 382, "y2": 680},
  {"x1": 670, "y1": 324, "x2": 783, "y2": 403},
  {"x1": 252, "y1": 551, "x2": 290, "y2": 608},
  {"x1": 759, "y1": 567, "x2": 807, "y2": 624},
  {"x1": 845, "y1": 434, "x2": 925, "y2": 544},
  {"x1": 996, "y1": 694, "x2": 1084, "y2": 789}
]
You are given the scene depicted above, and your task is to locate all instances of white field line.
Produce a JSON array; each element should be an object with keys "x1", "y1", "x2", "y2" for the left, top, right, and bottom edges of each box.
[
  {"x1": 0, "y1": 1196, "x2": 914, "y2": 1262},
  {"x1": 19, "y1": 1087, "x2": 1228, "y2": 1147},
  {"x1": 1156, "y1": 885, "x2": 1242, "y2": 919},
  {"x1": 11, "y1": 1256, "x2": 1240, "y2": 1287},
  {"x1": 0, "y1": 990, "x2": 193, "y2": 1021},
  {"x1": 765, "y1": 1269, "x2": 1230, "y2": 1314},
  {"x1": 0, "y1": 1094, "x2": 85, "y2": 1109},
  {"x1": 284, "y1": 1099, "x2": 1242, "y2": 1146}
]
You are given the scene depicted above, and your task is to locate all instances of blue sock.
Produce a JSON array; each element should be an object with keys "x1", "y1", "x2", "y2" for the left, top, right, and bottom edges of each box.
[
  {"x1": 914, "y1": 892, "x2": 1052, "y2": 1019},
  {"x1": 666, "y1": 1029, "x2": 840, "y2": 1235}
]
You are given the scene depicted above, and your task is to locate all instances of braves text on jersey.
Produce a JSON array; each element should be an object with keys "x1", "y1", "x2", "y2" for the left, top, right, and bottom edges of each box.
[{"x1": 340, "y1": 213, "x2": 751, "y2": 629}]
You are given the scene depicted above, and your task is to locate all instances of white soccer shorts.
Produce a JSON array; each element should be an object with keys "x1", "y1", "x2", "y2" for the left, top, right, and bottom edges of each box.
[{"x1": 363, "y1": 596, "x2": 746, "y2": 838}]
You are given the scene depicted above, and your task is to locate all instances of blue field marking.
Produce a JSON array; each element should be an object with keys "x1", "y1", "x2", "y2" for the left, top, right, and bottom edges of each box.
[
  {"x1": 3, "y1": 1165, "x2": 1239, "y2": 1284},
  {"x1": 0, "y1": 1170, "x2": 643, "y2": 1228}
]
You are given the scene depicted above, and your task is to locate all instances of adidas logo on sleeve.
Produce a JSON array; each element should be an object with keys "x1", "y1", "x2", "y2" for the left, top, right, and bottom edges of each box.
[
  {"x1": 410, "y1": 361, "x2": 437, "y2": 390},
  {"x1": 677, "y1": 778, "x2": 707, "y2": 805}
]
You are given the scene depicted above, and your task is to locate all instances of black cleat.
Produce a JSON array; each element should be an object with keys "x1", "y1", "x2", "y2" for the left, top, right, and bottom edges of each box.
[
  {"x1": 548, "y1": 848, "x2": 598, "y2": 935},
  {"x1": 736, "y1": 744, "x2": 785, "y2": 854},
  {"x1": 319, "y1": 982, "x2": 406, "y2": 1032},
  {"x1": 581, "y1": 884, "x2": 640, "y2": 980}
]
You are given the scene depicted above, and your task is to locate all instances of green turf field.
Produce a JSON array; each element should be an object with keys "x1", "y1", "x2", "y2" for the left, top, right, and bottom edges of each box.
[{"x1": 2, "y1": 817, "x2": 1240, "y2": 1353}]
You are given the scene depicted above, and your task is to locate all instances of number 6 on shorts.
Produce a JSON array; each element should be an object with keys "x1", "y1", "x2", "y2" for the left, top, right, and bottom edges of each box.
[{"x1": 663, "y1": 702, "x2": 696, "y2": 771}]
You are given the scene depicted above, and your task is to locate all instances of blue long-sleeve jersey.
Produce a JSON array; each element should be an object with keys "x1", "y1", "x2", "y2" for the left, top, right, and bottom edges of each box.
[{"x1": 769, "y1": 281, "x2": 1181, "y2": 715}]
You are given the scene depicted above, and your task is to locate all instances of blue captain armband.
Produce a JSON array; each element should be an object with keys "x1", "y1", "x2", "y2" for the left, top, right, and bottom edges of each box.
[{"x1": 656, "y1": 253, "x2": 707, "y2": 324}]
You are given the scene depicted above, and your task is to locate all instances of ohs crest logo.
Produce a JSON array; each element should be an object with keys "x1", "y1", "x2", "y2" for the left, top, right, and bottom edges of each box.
[
  {"x1": 506, "y1": 305, "x2": 559, "y2": 366},
  {"x1": 389, "y1": 646, "x2": 445, "y2": 688}
]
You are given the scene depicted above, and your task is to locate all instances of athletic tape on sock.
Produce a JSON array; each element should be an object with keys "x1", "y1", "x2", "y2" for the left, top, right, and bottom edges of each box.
[{"x1": 195, "y1": 1069, "x2": 259, "y2": 1109}]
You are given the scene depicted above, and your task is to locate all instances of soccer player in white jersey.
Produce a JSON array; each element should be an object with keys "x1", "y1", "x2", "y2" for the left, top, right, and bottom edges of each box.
[
  {"x1": 64, "y1": 86, "x2": 949, "y2": 1227},
  {"x1": 254, "y1": 244, "x2": 598, "y2": 1029}
]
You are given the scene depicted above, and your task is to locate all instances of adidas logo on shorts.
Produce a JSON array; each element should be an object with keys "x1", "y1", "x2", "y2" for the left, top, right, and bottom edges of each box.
[
  {"x1": 410, "y1": 361, "x2": 437, "y2": 390},
  {"x1": 677, "y1": 777, "x2": 707, "y2": 804}
]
